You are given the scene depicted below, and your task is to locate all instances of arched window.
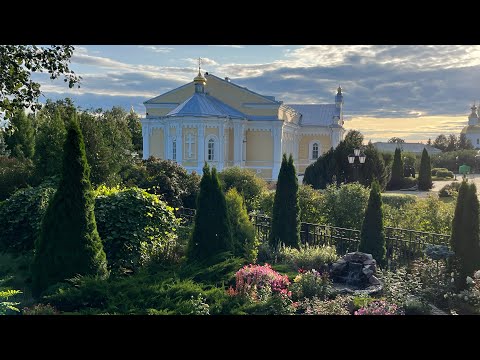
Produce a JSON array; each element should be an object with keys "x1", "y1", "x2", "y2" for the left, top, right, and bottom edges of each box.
[
  {"x1": 208, "y1": 138, "x2": 215, "y2": 161},
  {"x1": 312, "y1": 143, "x2": 319, "y2": 159},
  {"x1": 172, "y1": 138, "x2": 176, "y2": 161}
]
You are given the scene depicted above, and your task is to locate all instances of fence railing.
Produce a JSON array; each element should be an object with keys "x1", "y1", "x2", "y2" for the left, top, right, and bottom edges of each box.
[{"x1": 175, "y1": 208, "x2": 450, "y2": 268}]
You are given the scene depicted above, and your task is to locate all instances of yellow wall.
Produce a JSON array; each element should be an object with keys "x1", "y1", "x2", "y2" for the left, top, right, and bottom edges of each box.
[
  {"x1": 149, "y1": 128, "x2": 164, "y2": 158},
  {"x1": 182, "y1": 160, "x2": 197, "y2": 167},
  {"x1": 245, "y1": 130, "x2": 273, "y2": 166},
  {"x1": 205, "y1": 127, "x2": 218, "y2": 137},
  {"x1": 298, "y1": 135, "x2": 331, "y2": 160},
  {"x1": 182, "y1": 127, "x2": 197, "y2": 160}
]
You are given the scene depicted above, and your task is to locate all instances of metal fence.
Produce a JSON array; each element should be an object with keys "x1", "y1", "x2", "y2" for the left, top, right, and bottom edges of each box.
[
  {"x1": 175, "y1": 208, "x2": 451, "y2": 268},
  {"x1": 249, "y1": 214, "x2": 450, "y2": 268}
]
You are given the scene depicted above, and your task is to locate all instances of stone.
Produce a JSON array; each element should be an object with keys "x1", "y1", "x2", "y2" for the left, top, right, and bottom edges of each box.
[
  {"x1": 363, "y1": 259, "x2": 376, "y2": 266},
  {"x1": 362, "y1": 268, "x2": 374, "y2": 277},
  {"x1": 349, "y1": 252, "x2": 373, "y2": 263},
  {"x1": 364, "y1": 264, "x2": 376, "y2": 273},
  {"x1": 369, "y1": 275, "x2": 381, "y2": 285},
  {"x1": 331, "y1": 260, "x2": 347, "y2": 274}
]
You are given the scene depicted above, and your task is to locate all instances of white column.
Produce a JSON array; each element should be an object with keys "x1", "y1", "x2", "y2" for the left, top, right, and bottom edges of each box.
[
  {"x1": 272, "y1": 123, "x2": 283, "y2": 180},
  {"x1": 224, "y1": 127, "x2": 229, "y2": 168},
  {"x1": 142, "y1": 121, "x2": 150, "y2": 160},
  {"x1": 241, "y1": 125, "x2": 246, "y2": 167},
  {"x1": 294, "y1": 132, "x2": 300, "y2": 172},
  {"x1": 233, "y1": 122, "x2": 242, "y2": 167},
  {"x1": 176, "y1": 125, "x2": 183, "y2": 165},
  {"x1": 164, "y1": 125, "x2": 169, "y2": 160},
  {"x1": 197, "y1": 124, "x2": 205, "y2": 172},
  {"x1": 218, "y1": 122, "x2": 225, "y2": 171}
]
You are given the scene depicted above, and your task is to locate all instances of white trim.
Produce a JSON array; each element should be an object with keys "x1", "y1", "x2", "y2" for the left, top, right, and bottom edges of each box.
[{"x1": 309, "y1": 139, "x2": 321, "y2": 160}]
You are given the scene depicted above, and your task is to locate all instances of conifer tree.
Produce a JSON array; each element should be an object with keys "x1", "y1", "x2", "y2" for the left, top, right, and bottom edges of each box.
[
  {"x1": 417, "y1": 148, "x2": 432, "y2": 190},
  {"x1": 269, "y1": 154, "x2": 300, "y2": 249},
  {"x1": 387, "y1": 147, "x2": 404, "y2": 190},
  {"x1": 450, "y1": 181, "x2": 480, "y2": 289},
  {"x1": 358, "y1": 180, "x2": 386, "y2": 266},
  {"x1": 188, "y1": 163, "x2": 233, "y2": 261},
  {"x1": 5, "y1": 109, "x2": 34, "y2": 159},
  {"x1": 32, "y1": 116, "x2": 108, "y2": 297},
  {"x1": 225, "y1": 188, "x2": 257, "y2": 262}
]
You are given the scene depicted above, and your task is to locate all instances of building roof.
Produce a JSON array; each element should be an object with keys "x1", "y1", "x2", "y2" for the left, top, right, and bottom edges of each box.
[
  {"x1": 372, "y1": 142, "x2": 442, "y2": 154},
  {"x1": 461, "y1": 125, "x2": 480, "y2": 134},
  {"x1": 286, "y1": 104, "x2": 340, "y2": 126},
  {"x1": 166, "y1": 92, "x2": 245, "y2": 119}
]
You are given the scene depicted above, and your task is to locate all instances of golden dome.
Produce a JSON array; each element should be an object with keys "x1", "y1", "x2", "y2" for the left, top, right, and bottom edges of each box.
[
  {"x1": 462, "y1": 125, "x2": 480, "y2": 134},
  {"x1": 194, "y1": 70, "x2": 206, "y2": 84}
]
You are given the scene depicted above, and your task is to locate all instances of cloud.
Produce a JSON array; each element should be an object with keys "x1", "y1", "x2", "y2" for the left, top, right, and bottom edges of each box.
[
  {"x1": 208, "y1": 45, "x2": 245, "y2": 48},
  {"x1": 185, "y1": 57, "x2": 218, "y2": 66},
  {"x1": 138, "y1": 45, "x2": 174, "y2": 53}
]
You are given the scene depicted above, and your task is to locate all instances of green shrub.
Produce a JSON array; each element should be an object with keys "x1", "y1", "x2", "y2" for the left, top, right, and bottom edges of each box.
[
  {"x1": 381, "y1": 193, "x2": 417, "y2": 208},
  {"x1": 418, "y1": 148, "x2": 433, "y2": 191},
  {"x1": 436, "y1": 170, "x2": 454, "y2": 178},
  {"x1": 22, "y1": 303, "x2": 59, "y2": 315},
  {"x1": 94, "y1": 186, "x2": 180, "y2": 273},
  {"x1": 0, "y1": 183, "x2": 55, "y2": 254},
  {"x1": 439, "y1": 182, "x2": 461, "y2": 198},
  {"x1": 257, "y1": 190, "x2": 274, "y2": 216},
  {"x1": 298, "y1": 185, "x2": 325, "y2": 224},
  {"x1": 387, "y1": 147, "x2": 404, "y2": 190},
  {"x1": 400, "y1": 177, "x2": 418, "y2": 188},
  {"x1": 219, "y1": 167, "x2": 268, "y2": 212},
  {"x1": 432, "y1": 168, "x2": 448, "y2": 176},
  {"x1": 323, "y1": 182, "x2": 370, "y2": 229},
  {"x1": 404, "y1": 297, "x2": 431, "y2": 315},
  {"x1": 289, "y1": 270, "x2": 334, "y2": 301},
  {"x1": 225, "y1": 188, "x2": 258, "y2": 262},
  {"x1": 0, "y1": 156, "x2": 34, "y2": 201},
  {"x1": 297, "y1": 295, "x2": 352, "y2": 315},
  {"x1": 278, "y1": 244, "x2": 338, "y2": 271}
]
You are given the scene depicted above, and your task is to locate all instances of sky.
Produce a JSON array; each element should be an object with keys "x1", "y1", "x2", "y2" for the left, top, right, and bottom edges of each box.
[{"x1": 34, "y1": 45, "x2": 480, "y2": 143}]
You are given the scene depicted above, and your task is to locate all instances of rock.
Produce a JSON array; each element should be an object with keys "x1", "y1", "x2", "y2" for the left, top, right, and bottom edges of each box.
[
  {"x1": 369, "y1": 275, "x2": 381, "y2": 285},
  {"x1": 364, "y1": 264, "x2": 376, "y2": 273},
  {"x1": 331, "y1": 260, "x2": 347, "y2": 274},
  {"x1": 363, "y1": 259, "x2": 376, "y2": 266},
  {"x1": 349, "y1": 252, "x2": 373, "y2": 263},
  {"x1": 362, "y1": 268, "x2": 374, "y2": 277}
]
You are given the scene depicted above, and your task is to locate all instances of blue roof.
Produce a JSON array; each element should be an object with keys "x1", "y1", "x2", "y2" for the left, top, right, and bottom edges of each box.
[
  {"x1": 166, "y1": 93, "x2": 245, "y2": 119},
  {"x1": 287, "y1": 104, "x2": 340, "y2": 126}
]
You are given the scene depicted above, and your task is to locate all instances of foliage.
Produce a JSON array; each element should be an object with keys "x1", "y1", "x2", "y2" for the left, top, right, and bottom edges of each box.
[
  {"x1": 0, "y1": 45, "x2": 80, "y2": 120},
  {"x1": 219, "y1": 167, "x2": 267, "y2": 212},
  {"x1": 32, "y1": 117, "x2": 108, "y2": 297},
  {"x1": 257, "y1": 190, "x2": 275, "y2": 216},
  {"x1": 439, "y1": 181, "x2": 461, "y2": 198},
  {"x1": 434, "y1": 133, "x2": 474, "y2": 152},
  {"x1": 0, "y1": 156, "x2": 34, "y2": 201},
  {"x1": 297, "y1": 185, "x2": 325, "y2": 224},
  {"x1": 0, "y1": 183, "x2": 55, "y2": 253},
  {"x1": 22, "y1": 303, "x2": 59, "y2": 315},
  {"x1": 4, "y1": 109, "x2": 35, "y2": 159},
  {"x1": 445, "y1": 271, "x2": 480, "y2": 314},
  {"x1": 435, "y1": 169, "x2": 454, "y2": 178},
  {"x1": 123, "y1": 157, "x2": 200, "y2": 208},
  {"x1": 277, "y1": 244, "x2": 338, "y2": 272},
  {"x1": 126, "y1": 108, "x2": 143, "y2": 153},
  {"x1": 297, "y1": 295, "x2": 351, "y2": 315},
  {"x1": 0, "y1": 288, "x2": 22, "y2": 314},
  {"x1": 377, "y1": 267, "x2": 422, "y2": 307},
  {"x1": 269, "y1": 154, "x2": 300, "y2": 249},
  {"x1": 188, "y1": 164, "x2": 233, "y2": 262},
  {"x1": 450, "y1": 181, "x2": 480, "y2": 290},
  {"x1": 387, "y1": 147, "x2": 404, "y2": 190},
  {"x1": 352, "y1": 295, "x2": 376, "y2": 309},
  {"x1": 354, "y1": 300, "x2": 404, "y2": 315},
  {"x1": 388, "y1": 137, "x2": 405, "y2": 144},
  {"x1": 0, "y1": 131, "x2": 10, "y2": 157},
  {"x1": 358, "y1": 142, "x2": 388, "y2": 189},
  {"x1": 418, "y1": 148, "x2": 433, "y2": 191},
  {"x1": 433, "y1": 134, "x2": 449, "y2": 152},
  {"x1": 303, "y1": 148, "x2": 336, "y2": 189},
  {"x1": 431, "y1": 150, "x2": 478, "y2": 172},
  {"x1": 383, "y1": 195, "x2": 455, "y2": 234},
  {"x1": 322, "y1": 182, "x2": 370, "y2": 229},
  {"x1": 94, "y1": 186, "x2": 180, "y2": 273},
  {"x1": 78, "y1": 108, "x2": 135, "y2": 187},
  {"x1": 33, "y1": 109, "x2": 66, "y2": 181},
  {"x1": 458, "y1": 133, "x2": 474, "y2": 150},
  {"x1": 381, "y1": 193, "x2": 417, "y2": 208},
  {"x1": 359, "y1": 180, "x2": 386, "y2": 266},
  {"x1": 229, "y1": 263, "x2": 290, "y2": 301},
  {"x1": 239, "y1": 291, "x2": 295, "y2": 315},
  {"x1": 187, "y1": 294, "x2": 210, "y2": 315},
  {"x1": 410, "y1": 258, "x2": 453, "y2": 307},
  {"x1": 289, "y1": 269, "x2": 333, "y2": 301},
  {"x1": 424, "y1": 244, "x2": 454, "y2": 261},
  {"x1": 404, "y1": 297, "x2": 431, "y2": 315},
  {"x1": 225, "y1": 188, "x2": 258, "y2": 262}
]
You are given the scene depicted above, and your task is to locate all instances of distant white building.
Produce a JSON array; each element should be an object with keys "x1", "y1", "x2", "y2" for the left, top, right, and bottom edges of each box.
[
  {"x1": 461, "y1": 104, "x2": 480, "y2": 149},
  {"x1": 372, "y1": 142, "x2": 442, "y2": 154}
]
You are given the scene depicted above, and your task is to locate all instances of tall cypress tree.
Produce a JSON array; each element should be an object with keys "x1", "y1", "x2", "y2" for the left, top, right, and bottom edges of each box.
[
  {"x1": 387, "y1": 147, "x2": 404, "y2": 190},
  {"x1": 32, "y1": 116, "x2": 108, "y2": 297},
  {"x1": 5, "y1": 109, "x2": 35, "y2": 159},
  {"x1": 358, "y1": 180, "x2": 386, "y2": 266},
  {"x1": 269, "y1": 154, "x2": 300, "y2": 249},
  {"x1": 417, "y1": 148, "x2": 432, "y2": 191},
  {"x1": 188, "y1": 163, "x2": 233, "y2": 262},
  {"x1": 450, "y1": 181, "x2": 480, "y2": 289}
]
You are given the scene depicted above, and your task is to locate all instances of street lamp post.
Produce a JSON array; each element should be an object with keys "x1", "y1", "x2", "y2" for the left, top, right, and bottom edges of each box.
[
  {"x1": 455, "y1": 156, "x2": 459, "y2": 181},
  {"x1": 348, "y1": 148, "x2": 366, "y2": 182}
]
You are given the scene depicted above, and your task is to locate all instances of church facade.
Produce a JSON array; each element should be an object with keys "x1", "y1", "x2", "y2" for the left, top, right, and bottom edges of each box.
[
  {"x1": 141, "y1": 69, "x2": 346, "y2": 180},
  {"x1": 461, "y1": 103, "x2": 480, "y2": 149}
]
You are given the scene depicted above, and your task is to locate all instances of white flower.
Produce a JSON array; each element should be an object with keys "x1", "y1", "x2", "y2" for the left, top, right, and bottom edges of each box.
[
  {"x1": 451, "y1": 278, "x2": 455, "y2": 283},
  {"x1": 474, "y1": 270, "x2": 480, "y2": 279},
  {"x1": 467, "y1": 276, "x2": 474, "y2": 285},
  {"x1": 444, "y1": 293, "x2": 448, "y2": 298},
  {"x1": 451, "y1": 272, "x2": 455, "y2": 277}
]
